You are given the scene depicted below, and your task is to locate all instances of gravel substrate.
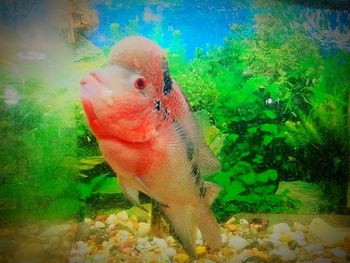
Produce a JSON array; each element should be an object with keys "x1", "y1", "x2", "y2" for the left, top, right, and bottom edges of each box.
[{"x1": 1, "y1": 210, "x2": 350, "y2": 262}]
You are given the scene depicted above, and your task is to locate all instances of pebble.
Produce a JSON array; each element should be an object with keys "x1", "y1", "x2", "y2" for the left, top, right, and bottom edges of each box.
[
  {"x1": 227, "y1": 224, "x2": 238, "y2": 231},
  {"x1": 163, "y1": 247, "x2": 176, "y2": 257},
  {"x1": 330, "y1": 247, "x2": 346, "y2": 257},
  {"x1": 2, "y1": 210, "x2": 350, "y2": 263},
  {"x1": 117, "y1": 230, "x2": 129, "y2": 242},
  {"x1": 106, "y1": 214, "x2": 117, "y2": 225},
  {"x1": 293, "y1": 222, "x2": 306, "y2": 232},
  {"x1": 226, "y1": 216, "x2": 236, "y2": 224},
  {"x1": 196, "y1": 245, "x2": 207, "y2": 255},
  {"x1": 221, "y1": 233, "x2": 228, "y2": 244},
  {"x1": 270, "y1": 246, "x2": 296, "y2": 261},
  {"x1": 176, "y1": 253, "x2": 189, "y2": 263},
  {"x1": 116, "y1": 211, "x2": 129, "y2": 221},
  {"x1": 138, "y1": 222, "x2": 150, "y2": 236},
  {"x1": 239, "y1": 219, "x2": 249, "y2": 225},
  {"x1": 94, "y1": 221, "x2": 105, "y2": 228},
  {"x1": 309, "y1": 218, "x2": 349, "y2": 247},
  {"x1": 229, "y1": 236, "x2": 249, "y2": 251},
  {"x1": 289, "y1": 231, "x2": 305, "y2": 245},
  {"x1": 272, "y1": 223, "x2": 291, "y2": 234},
  {"x1": 153, "y1": 237, "x2": 168, "y2": 249}
]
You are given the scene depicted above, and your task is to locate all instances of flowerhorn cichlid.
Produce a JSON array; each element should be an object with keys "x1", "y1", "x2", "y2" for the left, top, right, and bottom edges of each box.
[{"x1": 79, "y1": 36, "x2": 222, "y2": 256}]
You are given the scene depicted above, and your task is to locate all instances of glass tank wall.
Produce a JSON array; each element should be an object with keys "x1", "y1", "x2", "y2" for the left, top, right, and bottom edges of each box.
[{"x1": 0, "y1": 0, "x2": 349, "y2": 262}]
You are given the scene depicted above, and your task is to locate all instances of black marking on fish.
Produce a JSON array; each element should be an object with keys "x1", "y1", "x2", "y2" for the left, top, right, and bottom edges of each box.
[
  {"x1": 162, "y1": 60, "x2": 173, "y2": 96},
  {"x1": 155, "y1": 99, "x2": 161, "y2": 112},
  {"x1": 173, "y1": 121, "x2": 194, "y2": 161},
  {"x1": 192, "y1": 163, "x2": 208, "y2": 199},
  {"x1": 191, "y1": 163, "x2": 202, "y2": 186},
  {"x1": 186, "y1": 141, "x2": 194, "y2": 161},
  {"x1": 163, "y1": 106, "x2": 169, "y2": 120},
  {"x1": 199, "y1": 186, "x2": 207, "y2": 198}
]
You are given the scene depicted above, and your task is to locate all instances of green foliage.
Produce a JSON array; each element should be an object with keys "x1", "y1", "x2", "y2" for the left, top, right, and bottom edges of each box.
[
  {"x1": 283, "y1": 52, "x2": 350, "y2": 213},
  {"x1": 166, "y1": 7, "x2": 349, "y2": 216}
]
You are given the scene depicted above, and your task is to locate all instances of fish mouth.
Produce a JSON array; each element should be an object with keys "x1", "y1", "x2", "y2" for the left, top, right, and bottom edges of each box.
[
  {"x1": 80, "y1": 72, "x2": 103, "y2": 85},
  {"x1": 80, "y1": 72, "x2": 113, "y2": 103}
]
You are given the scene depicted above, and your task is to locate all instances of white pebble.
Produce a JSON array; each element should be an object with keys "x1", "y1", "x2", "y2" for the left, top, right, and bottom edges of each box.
[
  {"x1": 229, "y1": 236, "x2": 249, "y2": 251},
  {"x1": 196, "y1": 239, "x2": 203, "y2": 245},
  {"x1": 117, "y1": 230, "x2": 129, "y2": 242},
  {"x1": 273, "y1": 223, "x2": 291, "y2": 234},
  {"x1": 94, "y1": 221, "x2": 105, "y2": 228},
  {"x1": 76, "y1": 241, "x2": 89, "y2": 255},
  {"x1": 269, "y1": 232, "x2": 281, "y2": 245},
  {"x1": 221, "y1": 233, "x2": 228, "y2": 244},
  {"x1": 153, "y1": 237, "x2": 168, "y2": 249},
  {"x1": 102, "y1": 240, "x2": 113, "y2": 250},
  {"x1": 330, "y1": 247, "x2": 346, "y2": 257},
  {"x1": 290, "y1": 231, "x2": 305, "y2": 246},
  {"x1": 163, "y1": 247, "x2": 176, "y2": 257},
  {"x1": 138, "y1": 222, "x2": 150, "y2": 236},
  {"x1": 137, "y1": 237, "x2": 147, "y2": 245},
  {"x1": 106, "y1": 214, "x2": 117, "y2": 225},
  {"x1": 293, "y1": 222, "x2": 306, "y2": 232},
  {"x1": 270, "y1": 246, "x2": 296, "y2": 261},
  {"x1": 116, "y1": 211, "x2": 128, "y2": 221},
  {"x1": 231, "y1": 251, "x2": 248, "y2": 263},
  {"x1": 239, "y1": 219, "x2": 249, "y2": 225}
]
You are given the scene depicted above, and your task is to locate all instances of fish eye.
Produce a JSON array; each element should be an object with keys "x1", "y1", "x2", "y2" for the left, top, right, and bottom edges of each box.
[{"x1": 134, "y1": 77, "x2": 147, "y2": 90}]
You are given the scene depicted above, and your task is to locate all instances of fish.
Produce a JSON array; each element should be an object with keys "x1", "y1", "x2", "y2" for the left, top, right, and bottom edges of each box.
[{"x1": 79, "y1": 36, "x2": 222, "y2": 256}]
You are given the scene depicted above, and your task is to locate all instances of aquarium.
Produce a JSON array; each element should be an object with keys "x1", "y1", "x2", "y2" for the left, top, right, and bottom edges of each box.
[{"x1": 0, "y1": 0, "x2": 349, "y2": 262}]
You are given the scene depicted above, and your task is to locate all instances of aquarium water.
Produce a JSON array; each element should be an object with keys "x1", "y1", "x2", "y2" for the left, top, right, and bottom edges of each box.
[{"x1": 0, "y1": 0, "x2": 349, "y2": 262}]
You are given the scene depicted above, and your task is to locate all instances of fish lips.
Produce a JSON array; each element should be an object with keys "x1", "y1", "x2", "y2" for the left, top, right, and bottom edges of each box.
[{"x1": 80, "y1": 72, "x2": 112, "y2": 99}]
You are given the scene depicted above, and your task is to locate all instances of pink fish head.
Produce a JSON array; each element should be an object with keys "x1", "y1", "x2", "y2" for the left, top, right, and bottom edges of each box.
[{"x1": 80, "y1": 37, "x2": 167, "y2": 143}]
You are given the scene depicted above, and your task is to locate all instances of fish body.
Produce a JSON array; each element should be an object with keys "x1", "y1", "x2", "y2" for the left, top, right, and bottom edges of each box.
[{"x1": 80, "y1": 36, "x2": 222, "y2": 256}]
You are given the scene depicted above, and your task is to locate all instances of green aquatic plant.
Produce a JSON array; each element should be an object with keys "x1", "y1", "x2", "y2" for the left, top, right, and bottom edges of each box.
[
  {"x1": 284, "y1": 52, "x2": 350, "y2": 212},
  {"x1": 0, "y1": 71, "x2": 81, "y2": 222}
]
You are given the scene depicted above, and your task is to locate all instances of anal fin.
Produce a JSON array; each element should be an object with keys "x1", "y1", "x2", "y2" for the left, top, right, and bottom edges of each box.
[
  {"x1": 162, "y1": 205, "x2": 197, "y2": 257},
  {"x1": 196, "y1": 203, "x2": 222, "y2": 249}
]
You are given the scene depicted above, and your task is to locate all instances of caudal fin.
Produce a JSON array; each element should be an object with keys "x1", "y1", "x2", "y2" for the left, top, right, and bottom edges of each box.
[{"x1": 162, "y1": 205, "x2": 197, "y2": 257}]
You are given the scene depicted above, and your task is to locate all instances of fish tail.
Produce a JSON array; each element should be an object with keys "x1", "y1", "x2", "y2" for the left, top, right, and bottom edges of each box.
[
  {"x1": 162, "y1": 205, "x2": 197, "y2": 257},
  {"x1": 197, "y1": 182, "x2": 222, "y2": 248}
]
